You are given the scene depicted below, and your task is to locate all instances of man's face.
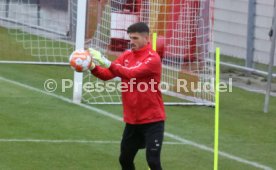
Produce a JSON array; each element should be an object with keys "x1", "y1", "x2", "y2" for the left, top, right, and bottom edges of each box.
[{"x1": 128, "y1": 32, "x2": 149, "y2": 51}]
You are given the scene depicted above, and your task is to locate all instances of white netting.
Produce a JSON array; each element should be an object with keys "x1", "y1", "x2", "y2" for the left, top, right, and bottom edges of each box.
[
  {"x1": 0, "y1": 0, "x2": 214, "y2": 105},
  {"x1": 0, "y1": 0, "x2": 75, "y2": 63},
  {"x1": 83, "y1": 0, "x2": 215, "y2": 105}
]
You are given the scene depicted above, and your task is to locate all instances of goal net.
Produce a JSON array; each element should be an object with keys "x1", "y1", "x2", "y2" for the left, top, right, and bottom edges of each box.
[
  {"x1": 0, "y1": 0, "x2": 215, "y2": 105},
  {"x1": 84, "y1": 0, "x2": 215, "y2": 105},
  {"x1": 0, "y1": 0, "x2": 75, "y2": 64}
]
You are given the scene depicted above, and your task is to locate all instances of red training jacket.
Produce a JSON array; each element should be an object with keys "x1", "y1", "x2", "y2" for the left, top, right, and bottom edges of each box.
[{"x1": 91, "y1": 44, "x2": 166, "y2": 124}]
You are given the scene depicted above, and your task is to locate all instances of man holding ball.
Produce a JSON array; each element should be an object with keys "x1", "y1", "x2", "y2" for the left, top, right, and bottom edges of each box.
[{"x1": 89, "y1": 22, "x2": 166, "y2": 170}]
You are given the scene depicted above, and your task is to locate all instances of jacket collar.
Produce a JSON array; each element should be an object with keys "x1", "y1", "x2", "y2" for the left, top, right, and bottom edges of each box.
[{"x1": 132, "y1": 43, "x2": 152, "y2": 55}]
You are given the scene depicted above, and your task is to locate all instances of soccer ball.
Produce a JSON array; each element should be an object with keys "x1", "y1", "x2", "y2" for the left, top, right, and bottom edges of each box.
[{"x1": 69, "y1": 49, "x2": 92, "y2": 72}]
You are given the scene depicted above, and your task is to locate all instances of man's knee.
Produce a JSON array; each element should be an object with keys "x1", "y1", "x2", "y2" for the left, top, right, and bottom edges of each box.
[
  {"x1": 119, "y1": 153, "x2": 129, "y2": 165},
  {"x1": 146, "y1": 147, "x2": 162, "y2": 170},
  {"x1": 147, "y1": 156, "x2": 162, "y2": 170},
  {"x1": 119, "y1": 153, "x2": 135, "y2": 170}
]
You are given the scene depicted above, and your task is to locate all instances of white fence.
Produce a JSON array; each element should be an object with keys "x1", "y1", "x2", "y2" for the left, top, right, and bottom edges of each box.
[
  {"x1": 214, "y1": 0, "x2": 276, "y2": 66},
  {"x1": 0, "y1": 0, "x2": 70, "y2": 37},
  {"x1": 1, "y1": 0, "x2": 275, "y2": 66}
]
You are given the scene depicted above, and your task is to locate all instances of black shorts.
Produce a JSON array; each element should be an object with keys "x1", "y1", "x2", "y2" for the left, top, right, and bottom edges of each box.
[{"x1": 121, "y1": 121, "x2": 165, "y2": 150}]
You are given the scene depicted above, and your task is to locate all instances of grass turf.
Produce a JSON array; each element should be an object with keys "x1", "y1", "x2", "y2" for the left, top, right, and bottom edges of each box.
[{"x1": 1, "y1": 26, "x2": 276, "y2": 170}]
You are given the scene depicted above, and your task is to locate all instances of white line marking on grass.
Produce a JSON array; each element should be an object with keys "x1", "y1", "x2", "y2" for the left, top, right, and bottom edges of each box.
[
  {"x1": 0, "y1": 139, "x2": 185, "y2": 145},
  {"x1": 0, "y1": 139, "x2": 120, "y2": 144},
  {"x1": 164, "y1": 133, "x2": 273, "y2": 170},
  {"x1": 0, "y1": 76, "x2": 272, "y2": 170}
]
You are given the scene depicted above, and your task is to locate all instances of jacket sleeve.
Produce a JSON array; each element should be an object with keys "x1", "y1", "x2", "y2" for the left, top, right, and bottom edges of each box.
[
  {"x1": 91, "y1": 55, "x2": 124, "y2": 81},
  {"x1": 90, "y1": 66, "x2": 116, "y2": 81},
  {"x1": 109, "y1": 55, "x2": 161, "y2": 79}
]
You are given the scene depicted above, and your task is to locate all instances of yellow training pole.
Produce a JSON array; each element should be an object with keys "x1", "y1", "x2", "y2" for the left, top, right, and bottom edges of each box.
[
  {"x1": 214, "y1": 47, "x2": 220, "y2": 170},
  {"x1": 152, "y1": 32, "x2": 157, "y2": 51}
]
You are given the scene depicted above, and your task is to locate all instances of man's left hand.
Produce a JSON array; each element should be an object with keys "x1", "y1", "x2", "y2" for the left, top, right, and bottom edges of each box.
[{"x1": 88, "y1": 48, "x2": 111, "y2": 68}]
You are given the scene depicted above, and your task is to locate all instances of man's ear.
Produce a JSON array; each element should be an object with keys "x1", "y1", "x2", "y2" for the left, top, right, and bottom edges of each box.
[{"x1": 145, "y1": 34, "x2": 150, "y2": 42}]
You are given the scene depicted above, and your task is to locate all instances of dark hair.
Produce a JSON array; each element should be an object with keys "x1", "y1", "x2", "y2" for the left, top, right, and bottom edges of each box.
[{"x1": 127, "y1": 22, "x2": 149, "y2": 34}]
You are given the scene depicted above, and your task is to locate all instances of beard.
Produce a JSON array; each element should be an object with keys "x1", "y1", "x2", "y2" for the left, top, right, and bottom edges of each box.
[{"x1": 131, "y1": 44, "x2": 137, "y2": 50}]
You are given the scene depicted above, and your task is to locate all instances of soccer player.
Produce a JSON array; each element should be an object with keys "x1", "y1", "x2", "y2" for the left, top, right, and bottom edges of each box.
[{"x1": 89, "y1": 22, "x2": 166, "y2": 170}]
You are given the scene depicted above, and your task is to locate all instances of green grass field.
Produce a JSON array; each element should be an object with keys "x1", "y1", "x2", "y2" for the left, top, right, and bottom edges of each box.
[{"x1": 1, "y1": 27, "x2": 276, "y2": 170}]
